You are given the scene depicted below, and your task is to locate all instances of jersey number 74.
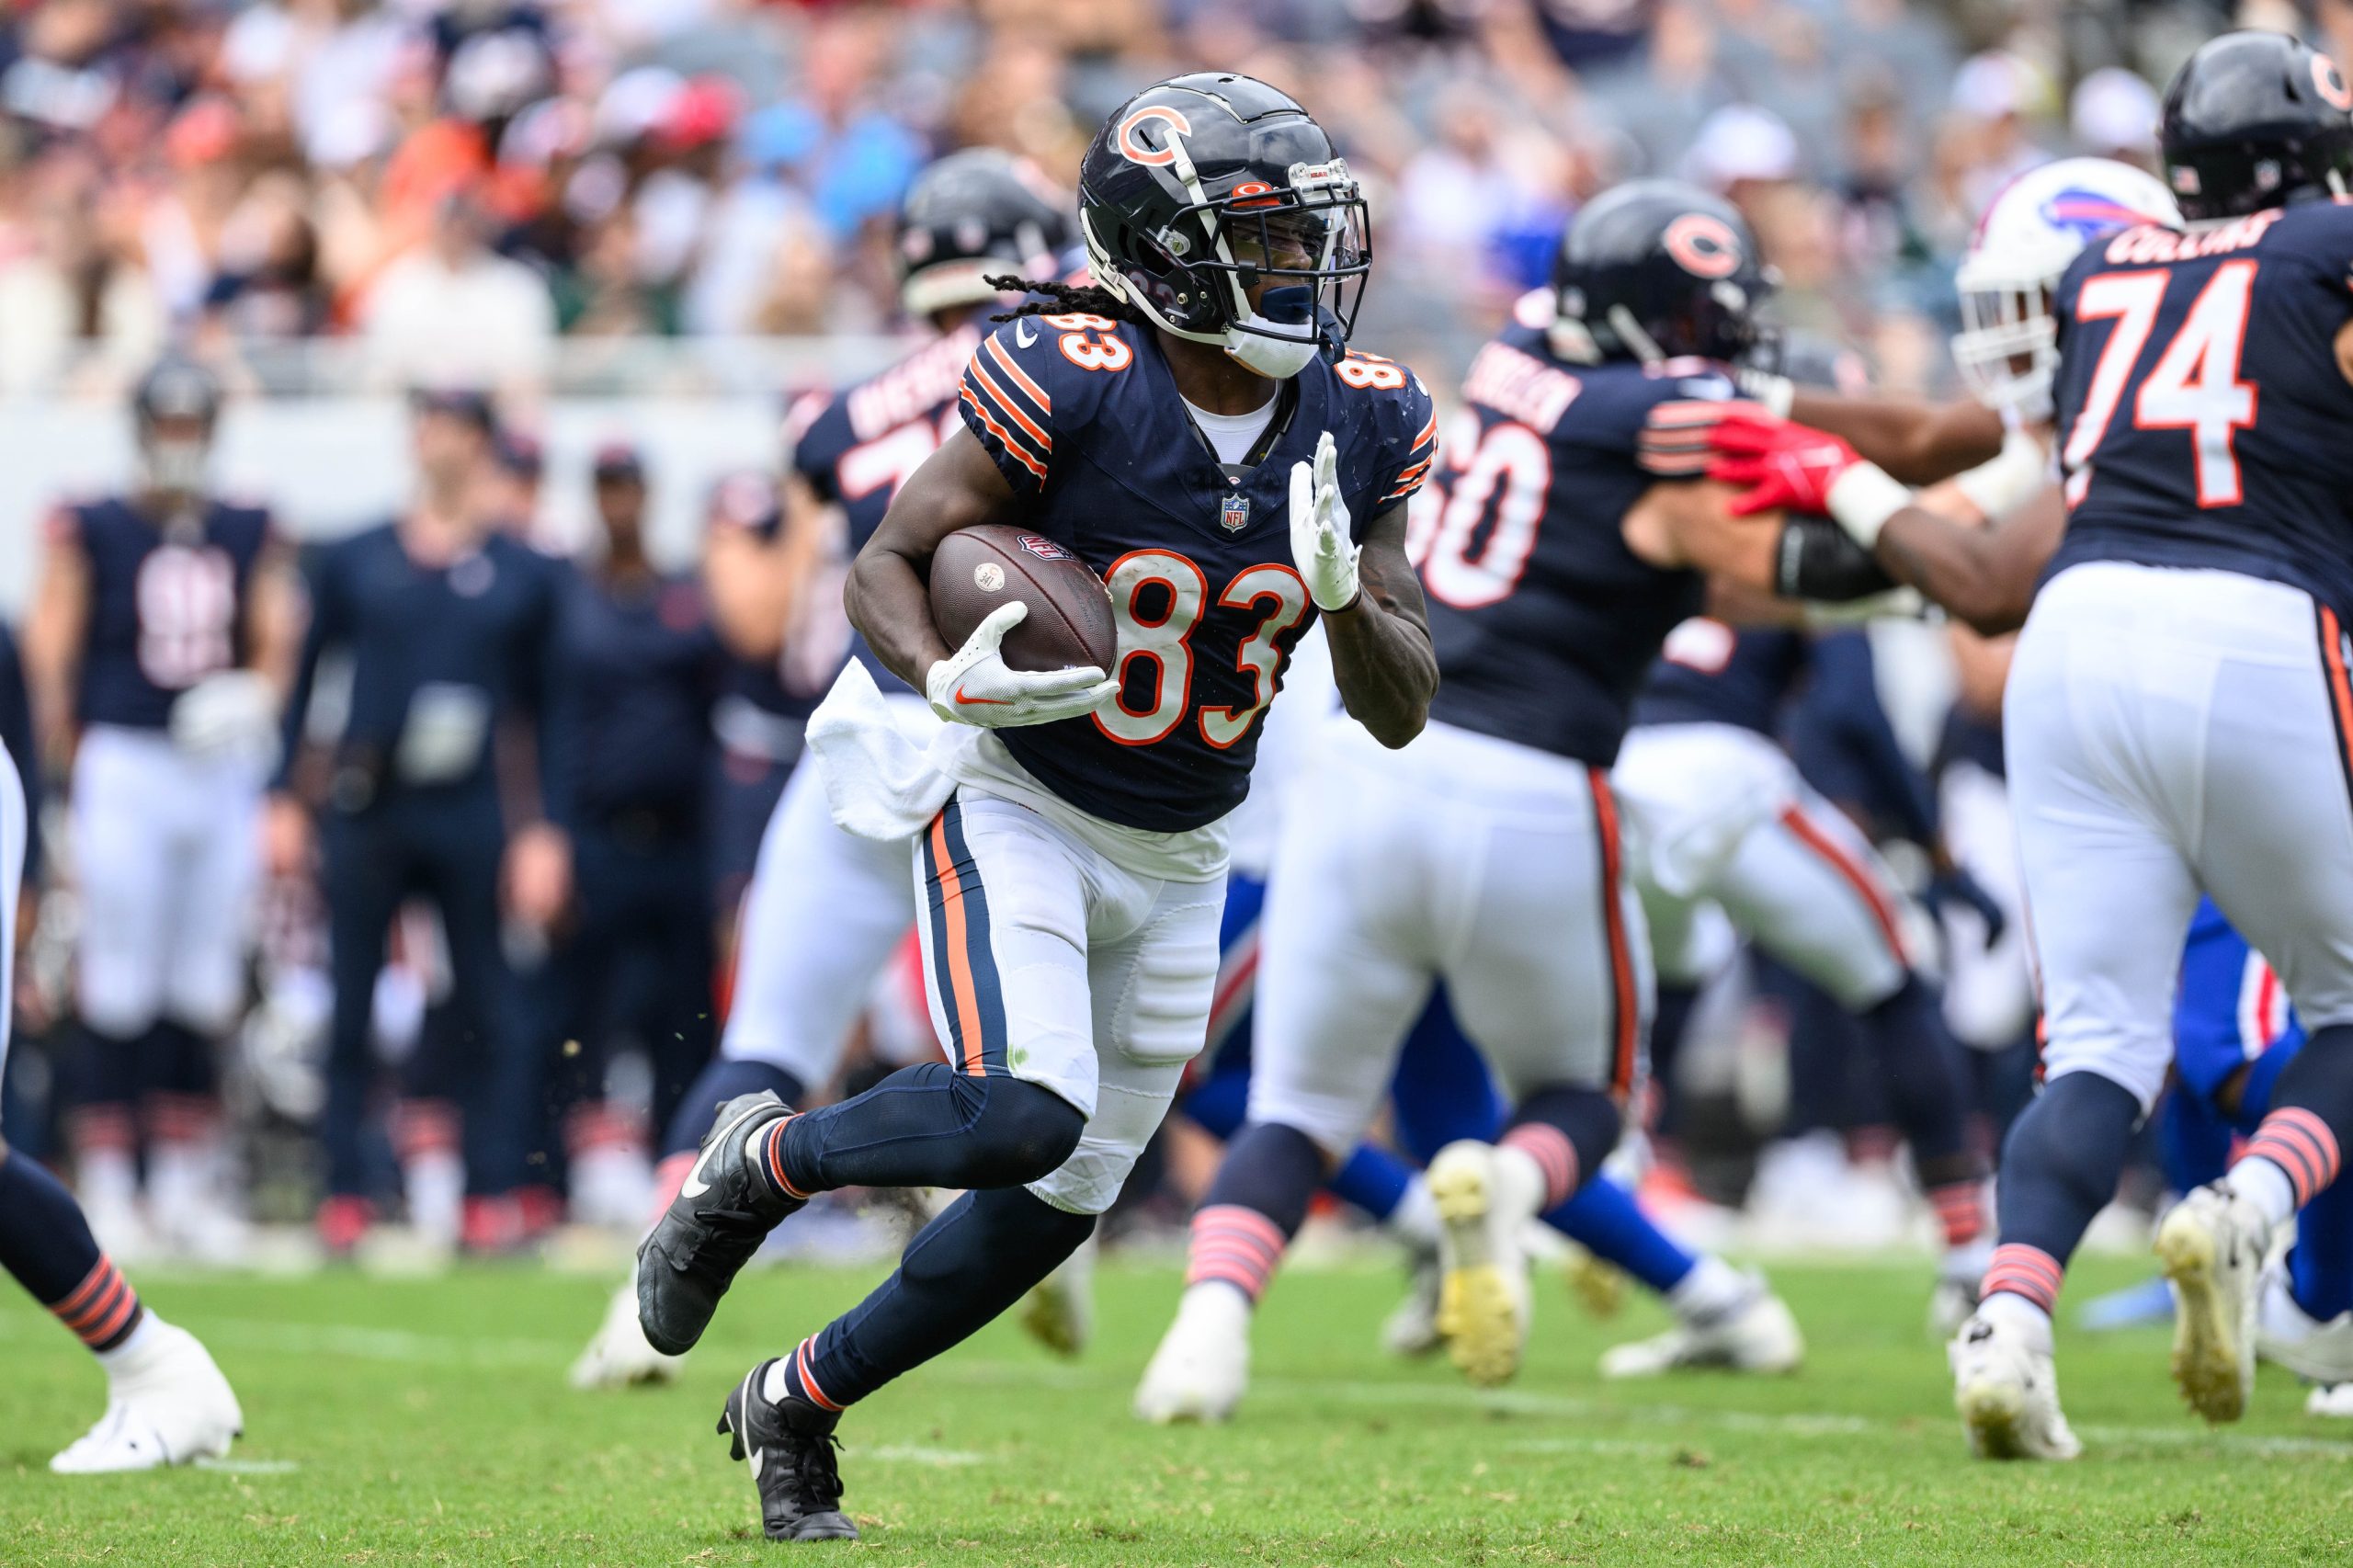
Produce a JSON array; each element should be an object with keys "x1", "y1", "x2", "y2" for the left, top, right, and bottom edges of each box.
[{"x1": 2063, "y1": 262, "x2": 2256, "y2": 509}]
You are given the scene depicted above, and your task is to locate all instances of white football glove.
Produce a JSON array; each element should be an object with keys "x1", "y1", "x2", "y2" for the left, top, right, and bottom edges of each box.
[
  {"x1": 169, "y1": 669, "x2": 281, "y2": 769},
  {"x1": 926, "y1": 601, "x2": 1119, "y2": 730},
  {"x1": 1290, "y1": 429, "x2": 1359, "y2": 612}
]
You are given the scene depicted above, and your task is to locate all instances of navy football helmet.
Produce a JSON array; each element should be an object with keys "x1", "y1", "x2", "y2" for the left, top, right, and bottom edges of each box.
[
  {"x1": 1549, "y1": 180, "x2": 1772, "y2": 368},
  {"x1": 896, "y1": 149, "x2": 1072, "y2": 320},
  {"x1": 132, "y1": 353, "x2": 222, "y2": 496},
  {"x1": 1077, "y1": 73, "x2": 1369, "y2": 377},
  {"x1": 2160, "y1": 31, "x2": 2353, "y2": 222}
]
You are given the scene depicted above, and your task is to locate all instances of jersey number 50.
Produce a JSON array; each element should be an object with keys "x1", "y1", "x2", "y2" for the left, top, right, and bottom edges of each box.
[{"x1": 1097, "y1": 551, "x2": 1308, "y2": 748}]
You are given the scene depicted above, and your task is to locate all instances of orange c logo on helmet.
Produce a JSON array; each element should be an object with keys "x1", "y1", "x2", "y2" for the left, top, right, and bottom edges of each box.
[
  {"x1": 1118, "y1": 106, "x2": 1194, "y2": 167},
  {"x1": 1662, "y1": 213, "x2": 1742, "y2": 279},
  {"x1": 2315, "y1": 55, "x2": 2353, "y2": 112}
]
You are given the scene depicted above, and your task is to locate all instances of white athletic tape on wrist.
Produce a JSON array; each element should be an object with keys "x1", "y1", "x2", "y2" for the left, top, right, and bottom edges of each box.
[
  {"x1": 1951, "y1": 429, "x2": 2052, "y2": 522},
  {"x1": 1825, "y1": 461, "x2": 1910, "y2": 548}
]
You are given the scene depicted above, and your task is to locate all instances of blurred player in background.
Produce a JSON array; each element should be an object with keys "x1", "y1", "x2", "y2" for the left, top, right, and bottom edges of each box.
[
  {"x1": 21, "y1": 355, "x2": 296, "y2": 1261},
  {"x1": 570, "y1": 147, "x2": 1070, "y2": 1387},
  {"x1": 270, "y1": 388, "x2": 574, "y2": 1256},
  {"x1": 1137, "y1": 631, "x2": 1801, "y2": 1421},
  {"x1": 0, "y1": 710, "x2": 244, "y2": 1469},
  {"x1": 1149, "y1": 180, "x2": 1885, "y2": 1404}
]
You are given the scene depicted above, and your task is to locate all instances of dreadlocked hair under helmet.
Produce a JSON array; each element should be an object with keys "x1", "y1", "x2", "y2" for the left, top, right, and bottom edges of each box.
[{"x1": 983, "y1": 274, "x2": 1146, "y2": 324}]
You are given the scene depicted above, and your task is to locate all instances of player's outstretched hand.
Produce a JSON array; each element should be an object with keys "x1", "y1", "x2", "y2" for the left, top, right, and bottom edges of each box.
[
  {"x1": 1705, "y1": 410, "x2": 1865, "y2": 517},
  {"x1": 1290, "y1": 430, "x2": 1360, "y2": 612},
  {"x1": 926, "y1": 601, "x2": 1119, "y2": 729}
]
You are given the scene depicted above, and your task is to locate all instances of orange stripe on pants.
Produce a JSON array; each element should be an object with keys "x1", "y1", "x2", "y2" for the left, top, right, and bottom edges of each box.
[
  {"x1": 928, "y1": 811, "x2": 989, "y2": 1076},
  {"x1": 1779, "y1": 804, "x2": 1908, "y2": 966}
]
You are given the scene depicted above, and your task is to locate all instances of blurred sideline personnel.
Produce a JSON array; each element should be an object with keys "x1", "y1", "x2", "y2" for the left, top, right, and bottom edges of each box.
[
  {"x1": 631, "y1": 75, "x2": 1440, "y2": 1541},
  {"x1": 270, "y1": 389, "x2": 574, "y2": 1256},
  {"x1": 0, "y1": 719, "x2": 243, "y2": 1465},
  {"x1": 21, "y1": 356, "x2": 296, "y2": 1261},
  {"x1": 570, "y1": 147, "x2": 1067, "y2": 1388},
  {"x1": 540, "y1": 444, "x2": 724, "y2": 1227},
  {"x1": 1142, "y1": 181, "x2": 1870, "y2": 1409},
  {"x1": 1710, "y1": 39, "x2": 2353, "y2": 1455}
]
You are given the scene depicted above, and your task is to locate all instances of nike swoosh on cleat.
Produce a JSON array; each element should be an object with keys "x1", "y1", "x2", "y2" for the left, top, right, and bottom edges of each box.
[
  {"x1": 955, "y1": 686, "x2": 1012, "y2": 706},
  {"x1": 682, "y1": 1101, "x2": 771, "y2": 1199}
]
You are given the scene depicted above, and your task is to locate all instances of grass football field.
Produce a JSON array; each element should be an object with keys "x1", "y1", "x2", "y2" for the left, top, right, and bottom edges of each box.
[{"x1": 4, "y1": 1254, "x2": 2349, "y2": 1565}]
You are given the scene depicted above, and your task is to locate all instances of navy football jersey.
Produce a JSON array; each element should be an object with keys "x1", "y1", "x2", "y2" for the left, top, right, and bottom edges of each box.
[
  {"x1": 1632, "y1": 621, "x2": 1807, "y2": 735},
  {"x1": 281, "y1": 523, "x2": 573, "y2": 823},
  {"x1": 557, "y1": 568, "x2": 721, "y2": 820},
  {"x1": 62, "y1": 495, "x2": 273, "y2": 730},
  {"x1": 959, "y1": 312, "x2": 1437, "y2": 832},
  {"x1": 790, "y1": 320, "x2": 983, "y2": 692},
  {"x1": 1417, "y1": 314, "x2": 1736, "y2": 766},
  {"x1": 2049, "y1": 201, "x2": 2353, "y2": 611}
]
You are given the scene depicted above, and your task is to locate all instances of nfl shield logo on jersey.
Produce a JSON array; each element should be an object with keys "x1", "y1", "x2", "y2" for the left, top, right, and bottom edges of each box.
[{"x1": 1220, "y1": 493, "x2": 1250, "y2": 533}]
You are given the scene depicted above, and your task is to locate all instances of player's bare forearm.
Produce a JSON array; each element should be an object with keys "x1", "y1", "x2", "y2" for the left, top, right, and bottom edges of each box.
[
  {"x1": 22, "y1": 538, "x2": 88, "y2": 769},
  {"x1": 245, "y1": 545, "x2": 302, "y2": 700},
  {"x1": 1788, "y1": 390, "x2": 2005, "y2": 487},
  {"x1": 709, "y1": 475, "x2": 824, "y2": 663},
  {"x1": 1324, "y1": 505, "x2": 1435, "y2": 749},
  {"x1": 1873, "y1": 485, "x2": 2063, "y2": 636},
  {"x1": 846, "y1": 426, "x2": 1017, "y2": 688}
]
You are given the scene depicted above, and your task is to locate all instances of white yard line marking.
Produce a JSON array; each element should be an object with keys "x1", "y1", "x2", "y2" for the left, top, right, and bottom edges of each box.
[
  {"x1": 195, "y1": 1457, "x2": 301, "y2": 1474},
  {"x1": 866, "y1": 1445, "x2": 986, "y2": 1467},
  {"x1": 197, "y1": 1319, "x2": 571, "y2": 1366}
]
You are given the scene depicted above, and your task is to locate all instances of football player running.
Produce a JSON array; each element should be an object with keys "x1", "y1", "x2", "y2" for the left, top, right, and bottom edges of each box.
[
  {"x1": 569, "y1": 147, "x2": 1070, "y2": 1391},
  {"x1": 21, "y1": 355, "x2": 295, "y2": 1261},
  {"x1": 1144, "y1": 179, "x2": 1891, "y2": 1403},
  {"x1": 631, "y1": 75, "x2": 1441, "y2": 1541},
  {"x1": 1711, "y1": 33, "x2": 2353, "y2": 1456}
]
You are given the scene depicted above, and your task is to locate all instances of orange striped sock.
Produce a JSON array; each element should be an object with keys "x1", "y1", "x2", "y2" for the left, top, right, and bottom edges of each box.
[
  {"x1": 774, "y1": 1334, "x2": 845, "y2": 1413},
  {"x1": 754, "y1": 1117, "x2": 812, "y2": 1203},
  {"x1": 1979, "y1": 1243, "x2": 2063, "y2": 1316},
  {"x1": 2240, "y1": 1108, "x2": 2341, "y2": 1212},
  {"x1": 1927, "y1": 1181, "x2": 1988, "y2": 1248},
  {"x1": 1185, "y1": 1204, "x2": 1289, "y2": 1304},
  {"x1": 1501, "y1": 1124, "x2": 1581, "y2": 1210},
  {"x1": 51, "y1": 1255, "x2": 143, "y2": 1352}
]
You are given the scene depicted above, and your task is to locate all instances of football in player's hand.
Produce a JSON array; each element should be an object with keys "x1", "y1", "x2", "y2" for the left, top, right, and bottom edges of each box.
[{"x1": 930, "y1": 526, "x2": 1118, "y2": 672}]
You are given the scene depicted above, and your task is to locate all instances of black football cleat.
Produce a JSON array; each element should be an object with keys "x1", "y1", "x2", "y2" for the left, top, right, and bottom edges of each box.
[
  {"x1": 637, "y1": 1092, "x2": 803, "y2": 1356},
  {"x1": 721, "y1": 1359, "x2": 859, "y2": 1542}
]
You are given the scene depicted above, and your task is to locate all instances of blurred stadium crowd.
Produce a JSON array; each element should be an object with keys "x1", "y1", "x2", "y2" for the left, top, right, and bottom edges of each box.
[
  {"x1": 0, "y1": 0, "x2": 2331, "y2": 1268},
  {"x1": 6, "y1": 0, "x2": 2335, "y2": 393}
]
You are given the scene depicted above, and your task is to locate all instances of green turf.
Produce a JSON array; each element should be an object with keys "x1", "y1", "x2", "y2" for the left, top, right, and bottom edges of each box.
[{"x1": 2, "y1": 1254, "x2": 2349, "y2": 1564}]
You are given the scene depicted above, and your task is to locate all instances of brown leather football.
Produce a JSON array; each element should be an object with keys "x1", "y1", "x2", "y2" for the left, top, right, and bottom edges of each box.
[{"x1": 929, "y1": 525, "x2": 1119, "y2": 673}]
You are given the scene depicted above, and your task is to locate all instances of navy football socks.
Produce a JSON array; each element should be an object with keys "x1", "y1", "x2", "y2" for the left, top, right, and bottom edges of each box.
[
  {"x1": 0, "y1": 1148, "x2": 145, "y2": 1353},
  {"x1": 781, "y1": 1187, "x2": 1094, "y2": 1410}
]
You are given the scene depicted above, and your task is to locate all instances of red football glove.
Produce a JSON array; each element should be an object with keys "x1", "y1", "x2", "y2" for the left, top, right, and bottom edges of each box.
[{"x1": 1705, "y1": 409, "x2": 1863, "y2": 517}]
